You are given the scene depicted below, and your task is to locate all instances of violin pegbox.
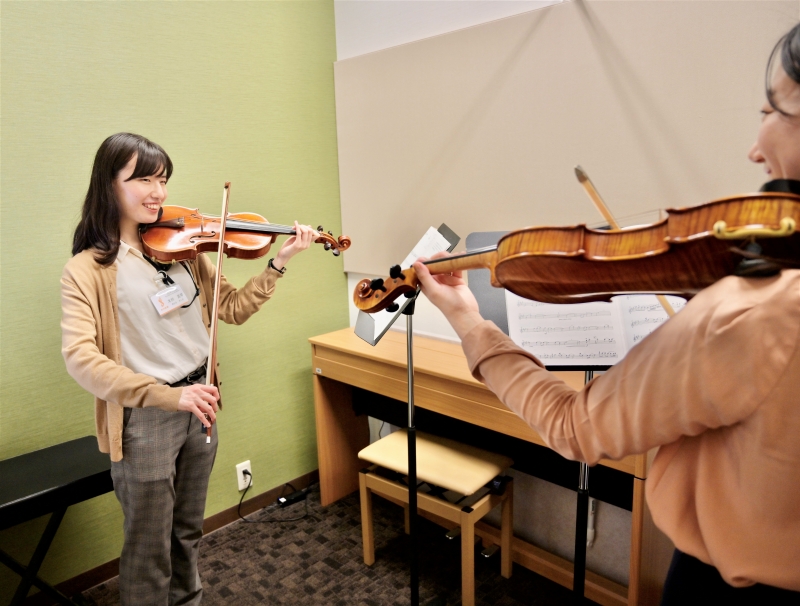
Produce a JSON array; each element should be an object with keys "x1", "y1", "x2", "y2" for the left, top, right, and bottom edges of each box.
[
  {"x1": 313, "y1": 225, "x2": 351, "y2": 257},
  {"x1": 389, "y1": 265, "x2": 405, "y2": 280},
  {"x1": 353, "y1": 264, "x2": 419, "y2": 313}
]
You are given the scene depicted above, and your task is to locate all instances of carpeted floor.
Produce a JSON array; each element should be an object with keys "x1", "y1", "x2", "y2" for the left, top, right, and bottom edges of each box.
[{"x1": 82, "y1": 484, "x2": 597, "y2": 605}]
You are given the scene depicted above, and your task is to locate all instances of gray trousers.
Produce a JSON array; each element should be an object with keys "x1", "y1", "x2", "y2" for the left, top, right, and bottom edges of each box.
[{"x1": 111, "y1": 406, "x2": 218, "y2": 606}]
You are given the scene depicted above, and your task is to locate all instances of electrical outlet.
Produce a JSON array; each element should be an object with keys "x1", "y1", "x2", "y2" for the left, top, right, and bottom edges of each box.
[{"x1": 236, "y1": 460, "x2": 252, "y2": 491}]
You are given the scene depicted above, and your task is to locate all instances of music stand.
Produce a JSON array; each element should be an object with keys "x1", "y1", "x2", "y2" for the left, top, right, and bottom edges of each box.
[
  {"x1": 355, "y1": 224, "x2": 460, "y2": 606},
  {"x1": 465, "y1": 231, "x2": 607, "y2": 603}
]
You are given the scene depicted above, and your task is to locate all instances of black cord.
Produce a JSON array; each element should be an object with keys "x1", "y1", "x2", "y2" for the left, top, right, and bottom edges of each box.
[{"x1": 237, "y1": 472, "x2": 309, "y2": 523}]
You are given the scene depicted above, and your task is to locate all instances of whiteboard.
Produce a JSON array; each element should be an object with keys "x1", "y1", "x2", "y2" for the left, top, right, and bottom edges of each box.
[{"x1": 334, "y1": 0, "x2": 798, "y2": 276}]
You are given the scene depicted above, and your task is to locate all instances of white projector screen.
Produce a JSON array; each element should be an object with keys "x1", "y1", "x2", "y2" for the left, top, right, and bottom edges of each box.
[{"x1": 335, "y1": 0, "x2": 799, "y2": 276}]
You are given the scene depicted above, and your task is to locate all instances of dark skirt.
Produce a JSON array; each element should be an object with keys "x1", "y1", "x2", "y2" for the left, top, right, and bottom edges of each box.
[{"x1": 661, "y1": 549, "x2": 800, "y2": 605}]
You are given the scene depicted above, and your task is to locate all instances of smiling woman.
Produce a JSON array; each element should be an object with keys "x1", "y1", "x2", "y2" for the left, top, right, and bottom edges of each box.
[
  {"x1": 72, "y1": 134, "x2": 174, "y2": 266},
  {"x1": 114, "y1": 157, "x2": 169, "y2": 241},
  {"x1": 748, "y1": 27, "x2": 800, "y2": 182},
  {"x1": 61, "y1": 132, "x2": 318, "y2": 605},
  {"x1": 413, "y1": 23, "x2": 800, "y2": 605}
]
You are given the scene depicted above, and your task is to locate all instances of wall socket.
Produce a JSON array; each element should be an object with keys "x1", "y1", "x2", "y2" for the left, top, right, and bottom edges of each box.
[{"x1": 236, "y1": 460, "x2": 252, "y2": 491}]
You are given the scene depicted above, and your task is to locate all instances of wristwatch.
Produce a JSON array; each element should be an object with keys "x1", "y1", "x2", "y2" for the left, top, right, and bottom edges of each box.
[{"x1": 268, "y1": 258, "x2": 286, "y2": 274}]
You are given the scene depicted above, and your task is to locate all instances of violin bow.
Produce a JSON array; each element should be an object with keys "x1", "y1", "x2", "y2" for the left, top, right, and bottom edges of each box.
[
  {"x1": 574, "y1": 166, "x2": 676, "y2": 317},
  {"x1": 203, "y1": 182, "x2": 232, "y2": 443}
]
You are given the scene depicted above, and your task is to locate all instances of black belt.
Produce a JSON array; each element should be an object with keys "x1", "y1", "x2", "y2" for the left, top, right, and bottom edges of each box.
[{"x1": 169, "y1": 363, "x2": 207, "y2": 387}]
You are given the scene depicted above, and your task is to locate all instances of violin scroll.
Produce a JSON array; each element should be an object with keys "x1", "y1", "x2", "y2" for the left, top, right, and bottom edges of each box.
[
  {"x1": 354, "y1": 265, "x2": 420, "y2": 313},
  {"x1": 314, "y1": 225, "x2": 351, "y2": 256}
]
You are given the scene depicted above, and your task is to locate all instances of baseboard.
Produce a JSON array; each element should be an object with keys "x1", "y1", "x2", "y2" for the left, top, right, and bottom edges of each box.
[{"x1": 22, "y1": 469, "x2": 319, "y2": 606}]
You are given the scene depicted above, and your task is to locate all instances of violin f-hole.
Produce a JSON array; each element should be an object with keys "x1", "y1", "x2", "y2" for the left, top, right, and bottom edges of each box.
[{"x1": 190, "y1": 231, "x2": 218, "y2": 243}]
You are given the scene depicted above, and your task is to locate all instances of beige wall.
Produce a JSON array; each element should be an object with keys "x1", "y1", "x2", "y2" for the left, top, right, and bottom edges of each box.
[
  {"x1": 0, "y1": 1, "x2": 347, "y2": 599},
  {"x1": 335, "y1": 0, "x2": 799, "y2": 276}
]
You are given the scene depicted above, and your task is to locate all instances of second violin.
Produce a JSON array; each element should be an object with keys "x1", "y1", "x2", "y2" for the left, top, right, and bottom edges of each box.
[
  {"x1": 354, "y1": 192, "x2": 800, "y2": 312},
  {"x1": 141, "y1": 205, "x2": 351, "y2": 263}
]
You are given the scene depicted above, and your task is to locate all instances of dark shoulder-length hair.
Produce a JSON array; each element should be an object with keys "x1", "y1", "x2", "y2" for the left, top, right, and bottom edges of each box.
[
  {"x1": 767, "y1": 23, "x2": 800, "y2": 114},
  {"x1": 72, "y1": 132, "x2": 173, "y2": 265}
]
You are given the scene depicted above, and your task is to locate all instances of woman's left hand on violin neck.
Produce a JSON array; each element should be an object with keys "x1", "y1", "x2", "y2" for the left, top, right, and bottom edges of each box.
[
  {"x1": 414, "y1": 254, "x2": 483, "y2": 340},
  {"x1": 272, "y1": 221, "x2": 319, "y2": 271}
]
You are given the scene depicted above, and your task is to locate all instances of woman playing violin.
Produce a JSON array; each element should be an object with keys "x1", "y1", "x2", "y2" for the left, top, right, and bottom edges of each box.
[
  {"x1": 415, "y1": 25, "x2": 800, "y2": 603},
  {"x1": 61, "y1": 132, "x2": 317, "y2": 605}
]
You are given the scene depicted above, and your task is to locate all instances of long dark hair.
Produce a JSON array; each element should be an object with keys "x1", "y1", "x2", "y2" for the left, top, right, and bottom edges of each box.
[
  {"x1": 72, "y1": 133, "x2": 173, "y2": 265},
  {"x1": 766, "y1": 23, "x2": 800, "y2": 115}
]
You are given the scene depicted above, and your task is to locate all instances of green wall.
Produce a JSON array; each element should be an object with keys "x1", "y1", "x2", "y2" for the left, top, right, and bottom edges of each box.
[{"x1": 0, "y1": 1, "x2": 347, "y2": 599}]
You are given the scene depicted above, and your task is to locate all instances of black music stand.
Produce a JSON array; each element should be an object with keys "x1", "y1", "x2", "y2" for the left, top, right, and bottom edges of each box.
[
  {"x1": 355, "y1": 224, "x2": 459, "y2": 606},
  {"x1": 465, "y1": 231, "x2": 606, "y2": 604}
]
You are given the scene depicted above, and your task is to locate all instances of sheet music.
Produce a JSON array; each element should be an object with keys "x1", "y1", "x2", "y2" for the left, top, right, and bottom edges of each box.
[
  {"x1": 615, "y1": 295, "x2": 686, "y2": 350},
  {"x1": 369, "y1": 227, "x2": 452, "y2": 339},
  {"x1": 399, "y1": 226, "x2": 452, "y2": 269},
  {"x1": 505, "y1": 292, "x2": 685, "y2": 366}
]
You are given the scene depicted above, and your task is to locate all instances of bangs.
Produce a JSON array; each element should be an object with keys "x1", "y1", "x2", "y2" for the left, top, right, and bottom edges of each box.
[{"x1": 126, "y1": 140, "x2": 173, "y2": 181}]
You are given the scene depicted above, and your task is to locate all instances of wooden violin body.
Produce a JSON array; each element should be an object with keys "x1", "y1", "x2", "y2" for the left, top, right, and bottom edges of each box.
[
  {"x1": 355, "y1": 192, "x2": 800, "y2": 312},
  {"x1": 141, "y1": 205, "x2": 351, "y2": 263}
]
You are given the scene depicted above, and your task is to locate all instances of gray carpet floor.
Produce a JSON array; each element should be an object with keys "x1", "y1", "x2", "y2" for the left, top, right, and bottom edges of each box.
[{"x1": 82, "y1": 484, "x2": 597, "y2": 605}]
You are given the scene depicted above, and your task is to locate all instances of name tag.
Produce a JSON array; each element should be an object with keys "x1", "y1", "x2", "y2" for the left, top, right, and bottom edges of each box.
[{"x1": 150, "y1": 284, "x2": 189, "y2": 316}]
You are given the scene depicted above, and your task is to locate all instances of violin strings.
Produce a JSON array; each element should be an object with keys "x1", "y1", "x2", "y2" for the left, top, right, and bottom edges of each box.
[
  {"x1": 184, "y1": 214, "x2": 297, "y2": 234},
  {"x1": 423, "y1": 244, "x2": 498, "y2": 265},
  {"x1": 226, "y1": 219, "x2": 296, "y2": 234}
]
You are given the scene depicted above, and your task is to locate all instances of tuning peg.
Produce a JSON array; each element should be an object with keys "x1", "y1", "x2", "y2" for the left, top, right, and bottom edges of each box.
[
  {"x1": 386, "y1": 303, "x2": 400, "y2": 313},
  {"x1": 317, "y1": 225, "x2": 324, "y2": 232},
  {"x1": 324, "y1": 242, "x2": 332, "y2": 251},
  {"x1": 332, "y1": 249, "x2": 340, "y2": 257},
  {"x1": 328, "y1": 230, "x2": 333, "y2": 236},
  {"x1": 404, "y1": 290, "x2": 416, "y2": 298},
  {"x1": 370, "y1": 278, "x2": 387, "y2": 292},
  {"x1": 389, "y1": 265, "x2": 405, "y2": 280}
]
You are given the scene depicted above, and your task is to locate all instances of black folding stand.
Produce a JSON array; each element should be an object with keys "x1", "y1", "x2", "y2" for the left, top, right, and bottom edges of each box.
[
  {"x1": 465, "y1": 231, "x2": 607, "y2": 605},
  {"x1": 355, "y1": 225, "x2": 459, "y2": 606},
  {"x1": 0, "y1": 436, "x2": 112, "y2": 606},
  {"x1": 572, "y1": 370, "x2": 595, "y2": 603},
  {"x1": 403, "y1": 295, "x2": 421, "y2": 605}
]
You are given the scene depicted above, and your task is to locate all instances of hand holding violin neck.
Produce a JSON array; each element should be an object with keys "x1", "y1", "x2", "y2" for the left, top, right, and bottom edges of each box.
[
  {"x1": 353, "y1": 248, "x2": 497, "y2": 313},
  {"x1": 422, "y1": 247, "x2": 497, "y2": 273}
]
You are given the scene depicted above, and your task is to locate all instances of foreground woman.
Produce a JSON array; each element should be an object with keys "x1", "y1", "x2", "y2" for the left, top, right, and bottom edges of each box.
[{"x1": 415, "y1": 25, "x2": 800, "y2": 604}]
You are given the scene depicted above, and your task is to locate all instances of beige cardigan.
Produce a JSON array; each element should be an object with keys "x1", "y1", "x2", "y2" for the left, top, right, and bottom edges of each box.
[
  {"x1": 61, "y1": 249, "x2": 282, "y2": 462},
  {"x1": 461, "y1": 270, "x2": 800, "y2": 590}
]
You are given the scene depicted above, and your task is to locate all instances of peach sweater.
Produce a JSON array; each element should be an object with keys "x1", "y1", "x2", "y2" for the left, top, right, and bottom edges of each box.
[{"x1": 461, "y1": 271, "x2": 800, "y2": 590}]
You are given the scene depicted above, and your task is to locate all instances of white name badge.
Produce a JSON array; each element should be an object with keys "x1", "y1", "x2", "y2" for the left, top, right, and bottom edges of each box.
[{"x1": 150, "y1": 284, "x2": 189, "y2": 316}]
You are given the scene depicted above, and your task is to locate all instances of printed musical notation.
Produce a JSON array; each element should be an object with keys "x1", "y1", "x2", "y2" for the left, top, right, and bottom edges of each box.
[
  {"x1": 519, "y1": 311, "x2": 613, "y2": 320},
  {"x1": 627, "y1": 300, "x2": 686, "y2": 314},
  {"x1": 536, "y1": 351, "x2": 619, "y2": 360},
  {"x1": 628, "y1": 303, "x2": 667, "y2": 313},
  {"x1": 521, "y1": 337, "x2": 617, "y2": 348},
  {"x1": 506, "y1": 292, "x2": 686, "y2": 367},
  {"x1": 519, "y1": 324, "x2": 615, "y2": 334},
  {"x1": 620, "y1": 296, "x2": 685, "y2": 345},
  {"x1": 630, "y1": 317, "x2": 663, "y2": 328}
]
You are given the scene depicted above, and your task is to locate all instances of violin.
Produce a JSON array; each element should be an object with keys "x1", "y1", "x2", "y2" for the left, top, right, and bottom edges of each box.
[
  {"x1": 140, "y1": 205, "x2": 351, "y2": 263},
  {"x1": 354, "y1": 191, "x2": 800, "y2": 313},
  {"x1": 144, "y1": 183, "x2": 350, "y2": 443}
]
